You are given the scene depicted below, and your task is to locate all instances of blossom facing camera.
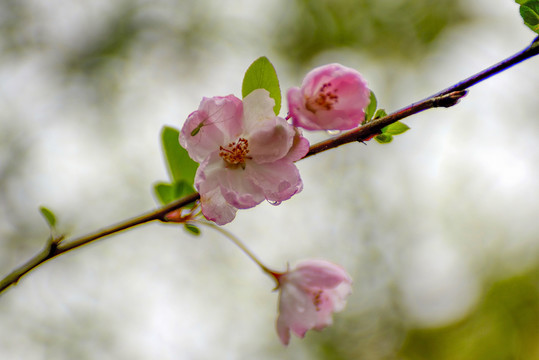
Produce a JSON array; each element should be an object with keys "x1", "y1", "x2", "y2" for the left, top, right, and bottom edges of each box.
[
  {"x1": 274, "y1": 260, "x2": 352, "y2": 345},
  {"x1": 180, "y1": 89, "x2": 309, "y2": 225},
  {"x1": 287, "y1": 63, "x2": 370, "y2": 131}
]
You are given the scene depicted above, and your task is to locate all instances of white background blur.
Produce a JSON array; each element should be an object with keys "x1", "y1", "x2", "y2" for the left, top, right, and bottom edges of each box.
[{"x1": 0, "y1": 1, "x2": 538, "y2": 359}]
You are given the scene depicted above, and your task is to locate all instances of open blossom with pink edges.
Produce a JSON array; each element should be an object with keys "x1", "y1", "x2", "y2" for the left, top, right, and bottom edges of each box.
[
  {"x1": 179, "y1": 89, "x2": 309, "y2": 225},
  {"x1": 273, "y1": 259, "x2": 352, "y2": 345},
  {"x1": 287, "y1": 63, "x2": 370, "y2": 131}
]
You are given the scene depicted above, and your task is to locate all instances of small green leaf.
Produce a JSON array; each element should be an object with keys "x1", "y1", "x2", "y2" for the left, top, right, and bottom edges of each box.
[
  {"x1": 39, "y1": 206, "x2": 57, "y2": 228},
  {"x1": 154, "y1": 181, "x2": 195, "y2": 205},
  {"x1": 373, "y1": 109, "x2": 388, "y2": 120},
  {"x1": 242, "y1": 56, "x2": 281, "y2": 115},
  {"x1": 521, "y1": 6, "x2": 539, "y2": 31},
  {"x1": 184, "y1": 223, "x2": 201, "y2": 236},
  {"x1": 517, "y1": 0, "x2": 539, "y2": 33},
  {"x1": 161, "y1": 126, "x2": 198, "y2": 185},
  {"x1": 364, "y1": 91, "x2": 377, "y2": 122},
  {"x1": 374, "y1": 133, "x2": 393, "y2": 144},
  {"x1": 382, "y1": 121, "x2": 410, "y2": 135},
  {"x1": 154, "y1": 183, "x2": 175, "y2": 205}
]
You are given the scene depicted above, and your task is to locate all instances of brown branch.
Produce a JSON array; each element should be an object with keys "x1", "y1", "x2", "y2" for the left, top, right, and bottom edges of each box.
[
  {"x1": 0, "y1": 192, "x2": 199, "y2": 294},
  {"x1": 305, "y1": 90, "x2": 468, "y2": 158},
  {"x1": 1, "y1": 36, "x2": 538, "y2": 295}
]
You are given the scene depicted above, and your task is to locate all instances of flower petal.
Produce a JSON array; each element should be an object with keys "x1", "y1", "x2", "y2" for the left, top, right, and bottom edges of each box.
[
  {"x1": 199, "y1": 187, "x2": 238, "y2": 225},
  {"x1": 275, "y1": 259, "x2": 352, "y2": 345},
  {"x1": 245, "y1": 160, "x2": 303, "y2": 202},
  {"x1": 219, "y1": 166, "x2": 265, "y2": 209},
  {"x1": 194, "y1": 154, "x2": 239, "y2": 225},
  {"x1": 283, "y1": 127, "x2": 310, "y2": 162},
  {"x1": 248, "y1": 116, "x2": 295, "y2": 163},
  {"x1": 196, "y1": 152, "x2": 264, "y2": 210},
  {"x1": 291, "y1": 259, "x2": 352, "y2": 289},
  {"x1": 276, "y1": 315, "x2": 291, "y2": 346},
  {"x1": 326, "y1": 282, "x2": 353, "y2": 312},
  {"x1": 180, "y1": 95, "x2": 243, "y2": 162},
  {"x1": 276, "y1": 281, "x2": 318, "y2": 344},
  {"x1": 242, "y1": 89, "x2": 276, "y2": 133},
  {"x1": 288, "y1": 63, "x2": 370, "y2": 131},
  {"x1": 301, "y1": 63, "x2": 348, "y2": 93}
]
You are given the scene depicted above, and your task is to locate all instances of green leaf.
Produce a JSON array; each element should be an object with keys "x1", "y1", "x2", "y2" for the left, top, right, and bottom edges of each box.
[
  {"x1": 373, "y1": 108, "x2": 387, "y2": 120},
  {"x1": 241, "y1": 56, "x2": 281, "y2": 115},
  {"x1": 364, "y1": 91, "x2": 377, "y2": 122},
  {"x1": 517, "y1": 0, "x2": 539, "y2": 33},
  {"x1": 39, "y1": 206, "x2": 57, "y2": 228},
  {"x1": 520, "y1": 0, "x2": 539, "y2": 10},
  {"x1": 155, "y1": 126, "x2": 198, "y2": 206},
  {"x1": 161, "y1": 126, "x2": 198, "y2": 185},
  {"x1": 382, "y1": 121, "x2": 410, "y2": 135},
  {"x1": 374, "y1": 133, "x2": 393, "y2": 144},
  {"x1": 184, "y1": 223, "x2": 201, "y2": 236},
  {"x1": 154, "y1": 180, "x2": 195, "y2": 205},
  {"x1": 154, "y1": 182, "x2": 176, "y2": 205}
]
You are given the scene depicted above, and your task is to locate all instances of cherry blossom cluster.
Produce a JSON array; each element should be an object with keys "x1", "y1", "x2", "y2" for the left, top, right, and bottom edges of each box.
[
  {"x1": 180, "y1": 63, "x2": 369, "y2": 225},
  {"x1": 179, "y1": 63, "x2": 369, "y2": 345}
]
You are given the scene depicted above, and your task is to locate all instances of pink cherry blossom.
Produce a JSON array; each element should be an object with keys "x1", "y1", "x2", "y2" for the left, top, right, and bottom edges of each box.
[
  {"x1": 274, "y1": 259, "x2": 352, "y2": 345},
  {"x1": 179, "y1": 89, "x2": 309, "y2": 225},
  {"x1": 287, "y1": 63, "x2": 370, "y2": 131}
]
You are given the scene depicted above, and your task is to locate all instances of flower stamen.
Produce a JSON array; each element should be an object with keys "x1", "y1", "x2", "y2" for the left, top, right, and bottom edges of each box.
[
  {"x1": 219, "y1": 137, "x2": 251, "y2": 167},
  {"x1": 305, "y1": 82, "x2": 339, "y2": 113},
  {"x1": 312, "y1": 289, "x2": 323, "y2": 311}
]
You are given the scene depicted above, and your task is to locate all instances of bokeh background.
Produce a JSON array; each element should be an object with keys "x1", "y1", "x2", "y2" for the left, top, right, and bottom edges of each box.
[{"x1": 1, "y1": 0, "x2": 538, "y2": 359}]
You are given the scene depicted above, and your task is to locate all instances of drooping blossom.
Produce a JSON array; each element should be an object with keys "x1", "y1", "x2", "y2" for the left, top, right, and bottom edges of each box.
[
  {"x1": 179, "y1": 89, "x2": 309, "y2": 225},
  {"x1": 287, "y1": 63, "x2": 370, "y2": 131},
  {"x1": 273, "y1": 259, "x2": 352, "y2": 345}
]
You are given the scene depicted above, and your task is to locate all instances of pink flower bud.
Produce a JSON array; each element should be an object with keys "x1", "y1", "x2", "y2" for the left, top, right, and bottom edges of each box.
[
  {"x1": 274, "y1": 259, "x2": 352, "y2": 345},
  {"x1": 287, "y1": 64, "x2": 370, "y2": 131}
]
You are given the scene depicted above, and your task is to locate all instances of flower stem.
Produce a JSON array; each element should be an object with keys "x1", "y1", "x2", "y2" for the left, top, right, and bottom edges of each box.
[{"x1": 198, "y1": 221, "x2": 277, "y2": 279}]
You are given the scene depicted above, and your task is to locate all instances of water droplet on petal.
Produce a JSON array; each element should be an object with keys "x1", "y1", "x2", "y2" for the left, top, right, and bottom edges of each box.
[
  {"x1": 267, "y1": 200, "x2": 282, "y2": 206},
  {"x1": 326, "y1": 130, "x2": 341, "y2": 136}
]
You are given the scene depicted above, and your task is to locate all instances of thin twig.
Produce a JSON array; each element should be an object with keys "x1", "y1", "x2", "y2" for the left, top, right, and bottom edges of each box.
[
  {"x1": 1, "y1": 37, "x2": 538, "y2": 295},
  {"x1": 0, "y1": 193, "x2": 199, "y2": 294},
  {"x1": 305, "y1": 90, "x2": 468, "y2": 158},
  {"x1": 306, "y1": 35, "x2": 539, "y2": 157},
  {"x1": 198, "y1": 221, "x2": 277, "y2": 278}
]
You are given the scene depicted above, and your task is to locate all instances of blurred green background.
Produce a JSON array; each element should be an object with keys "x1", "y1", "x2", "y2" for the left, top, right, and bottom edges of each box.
[{"x1": 0, "y1": 0, "x2": 538, "y2": 359}]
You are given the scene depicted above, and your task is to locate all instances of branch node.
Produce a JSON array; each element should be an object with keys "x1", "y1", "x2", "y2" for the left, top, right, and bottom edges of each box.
[
  {"x1": 434, "y1": 90, "x2": 468, "y2": 108},
  {"x1": 48, "y1": 234, "x2": 64, "y2": 254}
]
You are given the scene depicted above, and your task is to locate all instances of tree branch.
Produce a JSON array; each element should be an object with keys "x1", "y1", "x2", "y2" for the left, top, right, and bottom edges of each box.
[
  {"x1": 1, "y1": 36, "x2": 538, "y2": 296},
  {"x1": 306, "y1": 35, "x2": 539, "y2": 157},
  {"x1": 305, "y1": 90, "x2": 468, "y2": 158},
  {"x1": 0, "y1": 192, "x2": 200, "y2": 294}
]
